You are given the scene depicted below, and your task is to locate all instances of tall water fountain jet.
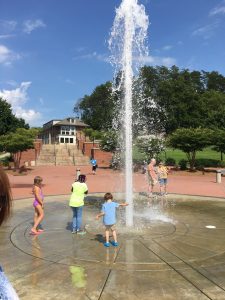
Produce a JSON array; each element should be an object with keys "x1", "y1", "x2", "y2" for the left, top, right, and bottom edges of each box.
[{"x1": 109, "y1": 0, "x2": 149, "y2": 226}]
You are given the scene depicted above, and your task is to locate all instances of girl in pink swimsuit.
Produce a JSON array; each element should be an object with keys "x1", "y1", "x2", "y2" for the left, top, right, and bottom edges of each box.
[{"x1": 30, "y1": 176, "x2": 44, "y2": 235}]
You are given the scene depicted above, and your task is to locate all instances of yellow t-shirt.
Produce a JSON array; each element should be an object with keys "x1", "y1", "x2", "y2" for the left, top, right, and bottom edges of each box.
[
  {"x1": 69, "y1": 182, "x2": 88, "y2": 207},
  {"x1": 158, "y1": 166, "x2": 168, "y2": 179}
]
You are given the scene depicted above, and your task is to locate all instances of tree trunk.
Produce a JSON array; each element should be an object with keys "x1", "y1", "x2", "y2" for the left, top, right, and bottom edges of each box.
[{"x1": 190, "y1": 151, "x2": 196, "y2": 171}]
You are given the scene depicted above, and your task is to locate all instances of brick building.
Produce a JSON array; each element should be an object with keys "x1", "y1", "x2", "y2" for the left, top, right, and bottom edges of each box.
[{"x1": 40, "y1": 117, "x2": 89, "y2": 145}]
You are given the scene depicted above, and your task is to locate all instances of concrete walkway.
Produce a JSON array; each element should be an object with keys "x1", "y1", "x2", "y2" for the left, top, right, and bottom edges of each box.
[{"x1": 8, "y1": 166, "x2": 225, "y2": 200}]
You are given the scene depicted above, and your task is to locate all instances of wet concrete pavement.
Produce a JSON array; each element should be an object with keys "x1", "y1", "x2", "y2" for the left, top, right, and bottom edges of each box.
[{"x1": 2, "y1": 194, "x2": 225, "y2": 299}]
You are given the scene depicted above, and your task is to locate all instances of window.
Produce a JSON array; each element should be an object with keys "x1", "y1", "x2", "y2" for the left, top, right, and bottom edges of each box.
[
  {"x1": 60, "y1": 138, "x2": 64, "y2": 143},
  {"x1": 70, "y1": 138, "x2": 73, "y2": 144},
  {"x1": 65, "y1": 138, "x2": 69, "y2": 143}
]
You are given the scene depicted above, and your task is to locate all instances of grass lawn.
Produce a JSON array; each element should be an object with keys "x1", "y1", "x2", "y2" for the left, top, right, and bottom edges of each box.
[
  {"x1": 160, "y1": 147, "x2": 222, "y2": 163},
  {"x1": 133, "y1": 145, "x2": 222, "y2": 164}
]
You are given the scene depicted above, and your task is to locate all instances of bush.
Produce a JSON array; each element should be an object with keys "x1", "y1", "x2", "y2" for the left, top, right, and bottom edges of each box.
[
  {"x1": 179, "y1": 159, "x2": 188, "y2": 170},
  {"x1": 165, "y1": 157, "x2": 176, "y2": 166},
  {"x1": 195, "y1": 159, "x2": 225, "y2": 168},
  {"x1": 0, "y1": 156, "x2": 10, "y2": 167},
  {"x1": 110, "y1": 152, "x2": 123, "y2": 170}
]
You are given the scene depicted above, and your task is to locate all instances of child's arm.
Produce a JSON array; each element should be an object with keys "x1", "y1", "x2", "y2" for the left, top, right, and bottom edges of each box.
[
  {"x1": 96, "y1": 212, "x2": 105, "y2": 220},
  {"x1": 33, "y1": 186, "x2": 43, "y2": 206},
  {"x1": 119, "y1": 203, "x2": 129, "y2": 207}
]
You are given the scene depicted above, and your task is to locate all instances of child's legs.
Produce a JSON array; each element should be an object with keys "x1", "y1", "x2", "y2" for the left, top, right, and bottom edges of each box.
[
  {"x1": 164, "y1": 179, "x2": 168, "y2": 193},
  {"x1": 34, "y1": 210, "x2": 38, "y2": 224},
  {"x1": 76, "y1": 206, "x2": 83, "y2": 230},
  {"x1": 159, "y1": 184, "x2": 163, "y2": 194},
  {"x1": 105, "y1": 228, "x2": 110, "y2": 243},
  {"x1": 71, "y1": 207, "x2": 77, "y2": 230},
  {"x1": 32, "y1": 205, "x2": 44, "y2": 231},
  {"x1": 112, "y1": 229, "x2": 117, "y2": 243}
]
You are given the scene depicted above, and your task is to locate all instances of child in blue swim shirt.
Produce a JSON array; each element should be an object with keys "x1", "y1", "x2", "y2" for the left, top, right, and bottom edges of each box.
[{"x1": 96, "y1": 193, "x2": 128, "y2": 247}]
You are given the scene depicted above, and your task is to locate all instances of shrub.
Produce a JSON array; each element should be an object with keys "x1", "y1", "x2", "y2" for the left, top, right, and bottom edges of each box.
[
  {"x1": 195, "y1": 159, "x2": 225, "y2": 168},
  {"x1": 179, "y1": 159, "x2": 188, "y2": 170},
  {"x1": 110, "y1": 152, "x2": 123, "y2": 170},
  {"x1": 0, "y1": 156, "x2": 10, "y2": 167},
  {"x1": 165, "y1": 157, "x2": 176, "y2": 166}
]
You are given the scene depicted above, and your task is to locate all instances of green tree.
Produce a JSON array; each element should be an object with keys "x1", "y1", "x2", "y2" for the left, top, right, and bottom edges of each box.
[
  {"x1": 83, "y1": 128, "x2": 103, "y2": 146},
  {"x1": 211, "y1": 129, "x2": 225, "y2": 161},
  {"x1": 0, "y1": 128, "x2": 38, "y2": 168},
  {"x1": 0, "y1": 98, "x2": 29, "y2": 135},
  {"x1": 136, "y1": 137, "x2": 165, "y2": 160},
  {"x1": 74, "y1": 82, "x2": 117, "y2": 130},
  {"x1": 99, "y1": 130, "x2": 118, "y2": 152},
  {"x1": 76, "y1": 66, "x2": 225, "y2": 136},
  {"x1": 140, "y1": 66, "x2": 225, "y2": 134},
  {"x1": 168, "y1": 128, "x2": 213, "y2": 170}
]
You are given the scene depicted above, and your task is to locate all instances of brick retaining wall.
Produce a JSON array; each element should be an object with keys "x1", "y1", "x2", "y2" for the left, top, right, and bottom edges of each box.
[{"x1": 76, "y1": 134, "x2": 112, "y2": 167}]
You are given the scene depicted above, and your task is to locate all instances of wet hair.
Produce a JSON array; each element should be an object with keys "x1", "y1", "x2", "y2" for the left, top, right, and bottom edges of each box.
[
  {"x1": 78, "y1": 174, "x2": 86, "y2": 183},
  {"x1": 34, "y1": 176, "x2": 43, "y2": 186},
  {"x1": 104, "y1": 193, "x2": 113, "y2": 201},
  {"x1": 0, "y1": 168, "x2": 12, "y2": 226}
]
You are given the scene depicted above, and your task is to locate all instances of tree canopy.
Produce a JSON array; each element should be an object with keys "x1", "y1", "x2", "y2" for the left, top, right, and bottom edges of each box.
[
  {"x1": 0, "y1": 128, "x2": 38, "y2": 168},
  {"x1": 75, "y1": 66, "x2": 225, "y2": 135},
  {"x1": 0, "y1": 98, "x2": 29, "y2": 135},
  {"x1": 168, "y1": 128, "x2": 213, "y2": 170},
  {"x1": 74, "y1": 82, "x2": 117, "y2": 131}
]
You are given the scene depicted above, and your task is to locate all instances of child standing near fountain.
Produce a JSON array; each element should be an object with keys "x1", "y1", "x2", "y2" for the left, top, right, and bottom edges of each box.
[
  {"x1": 157, "y1": 162, "x2": 169, "y2": 196},
  {"x1": 69, "y1": 174, "x2": 88, "y2": 234},
  {"x1": 147, "y1": 158, "x2": 158, "y2": 196},
  {"x1": 30, "y1": 176, "x2": 44, "y2": 235},
  {"x1": 96, "y1": 193, "x2": 128, "y2": 247}
]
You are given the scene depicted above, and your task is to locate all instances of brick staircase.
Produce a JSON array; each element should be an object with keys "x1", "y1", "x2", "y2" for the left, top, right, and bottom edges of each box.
[{"x1": 36, "y1": 144, "x2": 90, "y2": 166}]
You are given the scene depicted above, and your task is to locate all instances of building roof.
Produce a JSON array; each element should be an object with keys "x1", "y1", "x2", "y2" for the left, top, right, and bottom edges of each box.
[{"x1": 53, "y1": 118, "x2": 89, "y2": 127}]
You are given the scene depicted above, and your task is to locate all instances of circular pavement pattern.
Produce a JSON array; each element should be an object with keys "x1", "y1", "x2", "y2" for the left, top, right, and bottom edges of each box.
[{"x1": 3, "y1": 194, "x2": 225, "y2": 299}]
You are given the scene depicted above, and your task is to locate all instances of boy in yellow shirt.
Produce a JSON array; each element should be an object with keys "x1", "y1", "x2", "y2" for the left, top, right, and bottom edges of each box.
[{"x1": 157, "y1": 162, "x2": 168, "y2": 196}]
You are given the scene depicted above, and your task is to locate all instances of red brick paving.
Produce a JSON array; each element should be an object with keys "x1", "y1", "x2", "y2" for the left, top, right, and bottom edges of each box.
[{"x1": 7, "y1": 165, "x2": 225, "y2": 200}]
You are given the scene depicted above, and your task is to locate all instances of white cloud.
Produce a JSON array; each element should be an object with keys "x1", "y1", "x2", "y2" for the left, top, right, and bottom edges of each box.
[
  {"x1": 192, "y1": 22, "x2": 220, "y2": 39},
  {"x1": 39, "y1": 97, "x2": 44, "y2": 105},
  {"x1": 210, "y1": 1, "x2": 225, "y2": 16},
  {"x1": 138, "y1": 55, "x2": 177, "y2": 67},
  {"x1": 162, "y1": 45, "x2": 173, "y2": 51},
  {"x1": 73, "y1": 51, "x2": 109, "y2": 62},
  {"x1": 0, "y1": 20, "x2": 17, "y2": 32},
  {"x1": 0, "y1": 82, "x2": 41, "y2": 125},
  {"x1": 0, "y1": 34, "x2": 15, "y2": 40},
  {"x1": 65, "y1": 79, "x2": 75, "y2": 85},
  {"x1": 0, "y1": 44, "x2": 21, "y2": 66},
  {"x1": 23, "y1": 19, "x2": 46, "y2": 34}
]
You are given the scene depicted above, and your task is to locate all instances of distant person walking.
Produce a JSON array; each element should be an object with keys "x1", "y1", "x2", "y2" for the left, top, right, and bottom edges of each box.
[
  {"x1": 0, "y1": 168, "x2": 19, "y2": 299},
  {"x1": 31, "y1": 176, "x2": 44, "y2": 235},
  {"x1": 90, "y1": 157, "x2": 97, "y2": 175},
  {"x1": 96, "y1": 193, "x2": 128, "y2": 247},
  {"x1": 157, "y1": 162, "x2": 169, "y2": 196},
  {"x1": 69, "y1": 174, "x2": 88, "y2": 234},
  {"x1": 147, "y1": 158, "x2": 158, "y2": 196}
]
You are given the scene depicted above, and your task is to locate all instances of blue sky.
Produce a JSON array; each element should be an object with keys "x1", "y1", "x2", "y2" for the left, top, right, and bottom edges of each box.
[{"x1": 0, "y1": 0, "x2": 225, "y2": 126}]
